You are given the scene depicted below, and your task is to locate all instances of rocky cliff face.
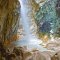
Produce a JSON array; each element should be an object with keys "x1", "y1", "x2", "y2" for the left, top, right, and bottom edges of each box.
[
  {"x1": 0, "y1": 0, "x2": 20, "y2": 44},
  {"x1": 0, "y1": 0, "x2": 21, "y2": 59}
]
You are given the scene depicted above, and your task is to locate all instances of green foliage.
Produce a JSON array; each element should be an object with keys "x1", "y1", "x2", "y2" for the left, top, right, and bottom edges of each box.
[{"x1": 35, "y1": 0, "x2": 60, "y2": 37}]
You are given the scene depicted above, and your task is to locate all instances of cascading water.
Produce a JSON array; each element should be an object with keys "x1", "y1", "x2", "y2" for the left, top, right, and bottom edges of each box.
[
  {"x1": 14, "y1": 0, "x2": 48, "y2": 51},
  {"x1": 20, "y1": 0, "x2": 31, "y2": 39},
  {"x1": 20, "y1": 0, "x2": 42, "y2": 44}
]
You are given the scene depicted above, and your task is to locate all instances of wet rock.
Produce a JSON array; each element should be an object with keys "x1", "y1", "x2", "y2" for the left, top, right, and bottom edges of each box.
[
  {"x1": 51, "y1": 53, "x2": 58, "y2": 60},
  {"x1": 57, "y1": 51, "x2": 60, "y2": 60},
  {"x1": 32, "y1": 50, "x2": 46, "y2": 60}
]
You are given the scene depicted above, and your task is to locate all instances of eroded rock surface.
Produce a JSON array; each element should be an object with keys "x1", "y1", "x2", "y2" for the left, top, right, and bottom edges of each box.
[{"x1": 0, "y1": 0, "x2": 20, "y2": 44}]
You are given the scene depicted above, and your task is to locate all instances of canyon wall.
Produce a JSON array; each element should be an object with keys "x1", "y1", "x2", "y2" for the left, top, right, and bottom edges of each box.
[{"x1": 0, "y1": 0, "x2": 20, "y2": 44}]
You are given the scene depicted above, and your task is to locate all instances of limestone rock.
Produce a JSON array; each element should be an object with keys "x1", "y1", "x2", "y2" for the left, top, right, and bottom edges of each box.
[{"x1": 0, "y1": 0, "x2": 20, "y2": 43}]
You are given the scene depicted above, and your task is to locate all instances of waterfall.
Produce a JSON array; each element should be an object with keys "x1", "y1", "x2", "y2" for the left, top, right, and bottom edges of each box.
[
  {"x1": 20, "y1": 0, "x2": 31, "y2": 39},
  {"x1": 14, "y1": 0, "x2": 43, "y2": 49}
]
